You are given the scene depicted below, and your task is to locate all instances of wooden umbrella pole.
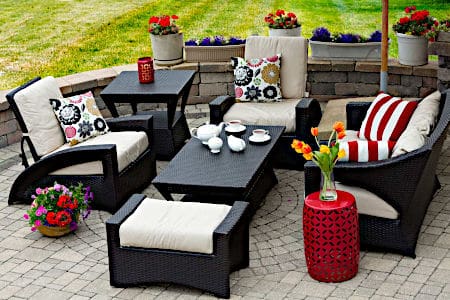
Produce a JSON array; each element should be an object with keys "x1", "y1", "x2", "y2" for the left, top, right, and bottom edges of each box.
[{"x1": 380, "y1": 0, "x2": 389, "y2": 92}]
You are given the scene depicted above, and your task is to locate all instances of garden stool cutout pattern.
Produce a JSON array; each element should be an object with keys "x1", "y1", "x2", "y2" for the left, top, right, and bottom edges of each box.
[
  {"x1": 106, "y1": 194, "x2": 250, "y2": 298},
  {"x1": 303, "y1": 190, "x2": 359, "y2": 282}
]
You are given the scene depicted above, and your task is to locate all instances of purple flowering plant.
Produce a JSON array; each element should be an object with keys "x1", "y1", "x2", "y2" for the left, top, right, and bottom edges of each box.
[
  {"x1": 311, "y1": 27, "x2": 382, "y2": 43},
  {"x1": 23, "y1": 182, "x2": 93, "y2": 232},
  {"x1": 185, "y1": 36, "x2": 246, "y2": 46}
]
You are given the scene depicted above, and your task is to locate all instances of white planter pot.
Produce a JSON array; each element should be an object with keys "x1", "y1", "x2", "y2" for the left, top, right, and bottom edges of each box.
[
  {"x1": 150, "y1": 33, "x2": 183, "y2": 66},
  {"x1": 269, "y1": 27, "x2": 301, "y2": 37},
  {"x1": 309, "y1": 41, "x2": 383, "y2": 61},
  {"x1": 396, "y1": 33, "x2": 428, "y2": 66}
]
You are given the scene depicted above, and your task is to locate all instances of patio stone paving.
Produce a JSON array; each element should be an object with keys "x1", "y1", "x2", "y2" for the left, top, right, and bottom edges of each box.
[{"x1": 0, "y1": 104, "x2": 449, "y2": 299}]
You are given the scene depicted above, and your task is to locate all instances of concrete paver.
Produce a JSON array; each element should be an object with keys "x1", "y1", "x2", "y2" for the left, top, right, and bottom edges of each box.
[{"x1": 0, "y1": 104, "x2": 448, "y2": 299}]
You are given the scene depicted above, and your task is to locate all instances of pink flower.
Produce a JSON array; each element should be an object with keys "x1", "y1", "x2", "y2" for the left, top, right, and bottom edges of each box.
[
  {"x1": 35, "y1": 220, "x2": 41, "y2": 227},
  {"x1": 23, "y1": 214, "x2": 29, "y2": 220},
  {"x1": 35, "y1": 188, "x2": 42, "y2": 195},
  {"x1": 35, "y1": 206, "x2": 47, "y2": 217},
  {"x1": 54, "y1": 183, "x2": 62, "y2": 191},
  {"x1": 31, "y1": 227, "x2": 36, "y2": 232}
]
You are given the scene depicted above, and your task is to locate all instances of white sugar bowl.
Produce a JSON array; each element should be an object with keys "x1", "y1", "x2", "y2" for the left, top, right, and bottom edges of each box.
[
  {"x1": 207, "y1": 136, "x2": 223, "y2": 153},
  {"x1": 227, "y1": 135, "x2": 246, "y2": 152}
]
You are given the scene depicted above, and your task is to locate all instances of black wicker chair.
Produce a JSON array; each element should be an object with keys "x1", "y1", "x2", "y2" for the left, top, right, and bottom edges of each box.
[
  {"x1": 106, "y1": 194, "x2": 250, "y2": 298},
  {"x1": 303, "y1": 90, "x2": 450, "y2": 257},
  {"x1": 209, "y1": 36, "x2": 322, "y2": 170},
  {"x1": 6, "y1": 77, "x2": 157, "y2": 213}
]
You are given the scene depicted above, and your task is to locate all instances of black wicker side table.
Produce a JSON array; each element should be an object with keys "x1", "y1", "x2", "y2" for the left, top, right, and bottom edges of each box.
[
  {"x1": 100, "y1": 70, "x2": 195, "y2": 160},
  {"x1": 152, "y1": 125, "x2": 285, "y2": 215}
]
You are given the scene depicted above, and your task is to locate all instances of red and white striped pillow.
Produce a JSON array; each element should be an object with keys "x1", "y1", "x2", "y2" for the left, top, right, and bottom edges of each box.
[
  {"x1": 358, "y1": 93, "x2": 418, "y2": 142},
  {"x1": 339, "y1": 140, "x2": 394, "y2": 162}
]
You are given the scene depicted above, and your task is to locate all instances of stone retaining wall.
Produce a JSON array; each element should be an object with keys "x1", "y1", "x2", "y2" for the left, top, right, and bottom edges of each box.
[{"x1": 0, "y1": 58, "x2": 439, "y2": 148}]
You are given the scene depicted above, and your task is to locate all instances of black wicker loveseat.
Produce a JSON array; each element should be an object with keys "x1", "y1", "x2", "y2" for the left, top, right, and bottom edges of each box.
[
  {"x1": 303, "y1": 90, "x2": 450, "y2": 257},
  {"x1": 6, "y1": 77, "x2": 157, "y2": 213}
]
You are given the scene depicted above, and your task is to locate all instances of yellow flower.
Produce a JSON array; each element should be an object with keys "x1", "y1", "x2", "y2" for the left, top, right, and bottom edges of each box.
[
  {"x1": 338, "y1": 149, "x2": 346, "y2": 159},
  {"x1": 303, "y1": 152, "x2": 313, "y2": 160},
  {"x1": 261, "y1": 63, "x2": 280, "y2": 85},
  {"x1": 320, "y1": 145, "x2": 330, "y2": 154}
]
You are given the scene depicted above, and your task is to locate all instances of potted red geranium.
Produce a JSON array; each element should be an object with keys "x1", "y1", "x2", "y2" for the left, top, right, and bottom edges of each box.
[
  {"x1": 264, "y1": 9, "x2": 301, "y2": 37},
  {"x1": 24, "y1": 182, "x2": 93, "y2": 237},
  {"x1": 393, "y1": 6, "x2": 438, "y2": 66},
  {"x1": 148, "y1": 14, "x2": 183, "y2": 66}
]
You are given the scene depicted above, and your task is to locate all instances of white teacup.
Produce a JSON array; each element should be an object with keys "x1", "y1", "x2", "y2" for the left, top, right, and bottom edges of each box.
[
  {"x1": 226, "y1": 120, "x2": 242, "y2": 131},
  {"x1": 251, "y1": 129, "x2": 269, "y2": 141}
]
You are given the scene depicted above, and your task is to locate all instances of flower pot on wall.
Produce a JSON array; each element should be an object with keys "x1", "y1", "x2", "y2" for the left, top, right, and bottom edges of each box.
[
  {"x1": 309, "y1": 41, "x2": 383, "y2": 61},
  {"x1": 269, "y1": 26, "x2": 301, "y2": 37},
  {"x1": 184, "y1": 44, "x2": 245, "y2": 62},
  {"x1": 396, "y1": 33, "x2": 428, "y2": 66},
  {"x1": 150, "y1": 33, "x2": 184, "y2": 66}
]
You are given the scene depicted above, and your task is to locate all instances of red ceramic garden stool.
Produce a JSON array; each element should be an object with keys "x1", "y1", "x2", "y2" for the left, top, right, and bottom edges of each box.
[{"x1": 303, "y1": 190, "x2": 359, "y2": 282}]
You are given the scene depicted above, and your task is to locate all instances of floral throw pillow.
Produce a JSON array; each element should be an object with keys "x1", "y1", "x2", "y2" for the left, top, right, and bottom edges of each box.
[
  {"x1": 231, "y1": 54, "x2": 282, "y2": 102},
  {"x1": 50, "y1": 91, "x2": 109, "y2": 146}
]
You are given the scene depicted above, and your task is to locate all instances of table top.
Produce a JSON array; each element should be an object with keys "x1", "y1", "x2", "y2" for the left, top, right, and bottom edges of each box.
[
  {"x1": 305, "y1": 190, "x2": 355, "y2": 210},
  {"x1": 152, "y1": 125, "x2": 285, "y2": 189},
  {"x1": 100, "y1": 70, "x2": 196, "y2": 98}
]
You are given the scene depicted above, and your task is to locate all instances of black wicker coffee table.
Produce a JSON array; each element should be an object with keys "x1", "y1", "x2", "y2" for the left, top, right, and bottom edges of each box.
[
  {"x1": 100, "y1": 70, "x2": 195, "y2": 160},
  {"x1": 152, "y1": 125, "x2": 285, "y2": 214}
]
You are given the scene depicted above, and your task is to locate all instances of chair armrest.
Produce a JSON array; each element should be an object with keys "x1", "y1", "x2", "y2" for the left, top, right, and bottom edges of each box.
[
  {"x1": 106, "y1": 115, "x2": 153, "y2": 139},
  {"x1": 346, "y1": 102, "x2": 371, "y2": 130},
  {"x1": 295, "y1": 98, "x2": 322, "y2": 144},
  {"x1": 209, "y1": 96, "x2": 236, "y2": 124},
  {"x1": 304, "y1": 150, "x2": 429, "y2": 214}
]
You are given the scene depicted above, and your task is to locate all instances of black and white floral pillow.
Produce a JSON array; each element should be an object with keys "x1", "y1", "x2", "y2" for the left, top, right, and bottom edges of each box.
[
  {"x1": 231, "y1": 54, "x2": 282, "y2": 102},
  {"x1": 50, "y1": 91, "x2": 109, "y2": 146}
]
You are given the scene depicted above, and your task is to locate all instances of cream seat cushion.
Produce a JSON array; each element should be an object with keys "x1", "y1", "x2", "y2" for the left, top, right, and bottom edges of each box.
[
  {"x1": 13, "y1": 76, "x2": 65, "y2": 156},
  {"x1": 119, "y1": 198, "x2": 231, "y2": 254},
  {"x1": 46, "y1": 131, "x2": 148, "y2": 175},
  {"x1": 224, "y1": 99, "x2": 299, "y2": 133},
  {"x1": 245, "y1": 36, "x2": 308, "y2": 99},
  {"x1": 336, "y1": 182, "x2": 399, "y2": 219}
]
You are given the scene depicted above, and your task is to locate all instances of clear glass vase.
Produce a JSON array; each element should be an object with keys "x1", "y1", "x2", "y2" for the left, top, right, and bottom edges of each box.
[{"x1": 320, "y1": 170, "x2": 337, "y2": 201}]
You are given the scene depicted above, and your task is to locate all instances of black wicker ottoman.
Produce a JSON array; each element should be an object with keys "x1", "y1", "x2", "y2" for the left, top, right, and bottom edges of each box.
[{"x1": 106, "y1": 194, "x2": 249, "y2": 298}]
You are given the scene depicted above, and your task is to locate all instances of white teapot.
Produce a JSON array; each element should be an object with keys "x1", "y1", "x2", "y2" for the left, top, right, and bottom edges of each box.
[
  {"x1": 227, "y1": 135, "x2": 246, "y2": 152},
  {"x1": 191, "y1": 122, "x2": 224, "y2": 144}
]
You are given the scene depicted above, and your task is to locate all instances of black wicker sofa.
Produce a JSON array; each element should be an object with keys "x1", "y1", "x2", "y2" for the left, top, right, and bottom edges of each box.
[{"x1": 303, "y1": 90, "x2": 450, "y2": 257}]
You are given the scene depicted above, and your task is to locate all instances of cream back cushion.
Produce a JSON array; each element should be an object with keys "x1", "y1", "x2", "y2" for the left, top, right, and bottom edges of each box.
[
  {"x1": 392, "y1": 91, "x2": 441, "y2": 157},
  {"x1": 224, "y1": 99, "x2": 298, "y2": 133},
  {"x1": 14, "y1": 76, "x2": 65, "y2": 156},
  {"x1": 119, "y1": 198, "x2": 231, "y2": 254},
  {"x1": 245, "y1": 36, "x2": 308, "y2": 99},
  {"x1": 47, "y1": 131, "x2": 149, "y2": 175}
]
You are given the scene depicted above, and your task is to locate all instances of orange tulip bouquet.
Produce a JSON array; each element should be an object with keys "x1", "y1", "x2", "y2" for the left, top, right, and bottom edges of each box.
[{"x1": 292, "y1": 121, "x2": 346, "y2": 201}]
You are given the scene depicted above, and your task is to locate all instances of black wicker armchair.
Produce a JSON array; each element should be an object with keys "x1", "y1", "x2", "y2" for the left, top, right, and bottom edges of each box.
[
  {"x1": 303, "y1": 90, "x2": 450, "y2": 257},
  {"x1": 6, "y1": 77, "x2": 157, "y2": 213},
  {"x1": 209, "y1": 36, "x2": 322, "y2": 170}
]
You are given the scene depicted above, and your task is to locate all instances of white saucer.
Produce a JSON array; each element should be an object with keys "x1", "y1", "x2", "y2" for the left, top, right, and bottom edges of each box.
[
  {"x1": 225, "y1": 125, "x2": 246, "y2": 133},
  {"x1": 249, "y1": 134, "x2": 271, "y2": 143}
]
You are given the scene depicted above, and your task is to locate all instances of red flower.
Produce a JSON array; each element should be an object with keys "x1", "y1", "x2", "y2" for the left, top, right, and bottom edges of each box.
[
  {"x1": 276, "y1": 9, "x2": 285, "y2": 16},
  {"x1": 68, "y1": 199, "x2": 78, "y2": 210},
  {"x1": 149, "y1": 16, "x2": 159, "y2": 24},
  {"x1": 411, "y1": 10, "x2": 429, "y2": 22},
  {"x1": 56, "y1": 211, "x2": 72, "y2": 227},
  {"x1": 171, "y1": 15, "x2": 178, "y2": 20},
  {"x1": 46, "y1": 212, "x2": 58, "y2": 225},
  {"x1": 399, "y1": 16, "x2": 410, "y2": 24},
  {"x1": 159, "y1": 16, "x2": 170, "y2": 27},
  {"x1": 57, "y1": 194, "x2": 71, "y2": 208},
  {"x1": 287, "y1": 12, "x2": 296, "y2": 18}
]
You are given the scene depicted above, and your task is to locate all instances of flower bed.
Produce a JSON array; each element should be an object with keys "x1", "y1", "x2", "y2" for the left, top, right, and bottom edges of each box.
[
  {"x1": 309, "y1": 27, "x2": 384, "y2": 61},
  {"x1": 184, "y1": 36, "x2": 245, "y2": 62}
]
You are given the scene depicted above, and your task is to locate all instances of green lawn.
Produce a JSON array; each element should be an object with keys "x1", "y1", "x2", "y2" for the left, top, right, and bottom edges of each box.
[{"x1": 1, "y1": 0, "x2": 448, "y2": 90}]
